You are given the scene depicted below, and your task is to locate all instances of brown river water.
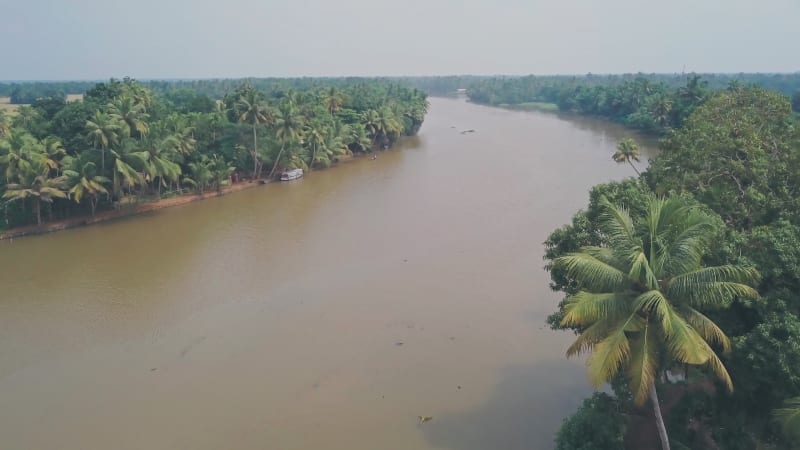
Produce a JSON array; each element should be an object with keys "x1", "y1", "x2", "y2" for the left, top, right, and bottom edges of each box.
[{"x1": 0, "y1": 97, "x2": 652, "y2": 450}]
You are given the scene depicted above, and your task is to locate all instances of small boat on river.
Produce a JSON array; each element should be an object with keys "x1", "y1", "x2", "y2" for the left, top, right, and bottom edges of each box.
[{"x1": 280, "y1": 168, "x2": 304, "y2": 181}]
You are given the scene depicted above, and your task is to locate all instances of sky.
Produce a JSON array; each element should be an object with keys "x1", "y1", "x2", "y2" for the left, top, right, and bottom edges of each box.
[{"x1": 1, "y1": 0, "x2": 798, "y2": 80}]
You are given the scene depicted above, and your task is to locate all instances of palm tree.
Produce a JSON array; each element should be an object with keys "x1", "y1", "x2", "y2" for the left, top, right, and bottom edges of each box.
[
  {"x1": 139, "y1": 143, "x2": 181, "y2": 197},
  {"x1": 236, "y1": 89, "x2": 271, "y2": 179},
  {"x1": 774, "y1": 397, "x2": 800, "y2": 440},
  {"x1": 268, "y1": 103, "x2": 304, "y2": 179},
  {"x1": 613, "y1": 138, "x2": 642, "y2": 176},
  {"x1": 553, "y1": 195, "x2": 760, "y2": 450},
  {"x1": 346, "y1": 125, "x2": 373, "y2": 154},
  {"x1": 108, "y1": 95, "x2": 150, "y2": 139},
  {"x1": 65, "y1": 161, "x2": 109, "y2": 216},
  {"x1": 363, "y1": 109, "x2": 381, "y2": 144},
  {"x1": 0, "y1": 129, "x2": 38, "y2": 181},
  {"x1": 2, "y1": 160, "x2": 69, "y2": 225},
  {"x1": 304, "y1": 122, "x2": 326, "y2": 171},
  {"x1": 108, "y1": 140, "x2": 146, "y2": 198},
  {"x1": 85, "y1": 111, "x2": 121, "y2": 172},
  {"x1": 323, "y1": 87, "x2": 344, "y2": 117},
  {"x1": 42, "y1": 136, "x2": 67, "y2": 174},
  {"x1": 0, "y1": 110, "x2": 10, "y2": 137}
]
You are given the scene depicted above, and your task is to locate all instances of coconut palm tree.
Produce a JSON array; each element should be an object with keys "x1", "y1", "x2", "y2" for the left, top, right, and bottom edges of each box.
[
  {"x1": 108, "y1": 95, "x2": 150, "y2": 139},
  {"x1": 346, "y1": 125, "x2": 373, "y2": 154},
  {"x1": 613, "y1": 138, "x2": 642, "y2": 176},
  {"x1": 0, "y1": 110, "x2": 10, "y2": 137},
  {"x1": 363, "y1": 109, "x2": 381, "y2": 145},
  {"x1": 65, "y1": 161, "x2": 109, "y2": 216},
  {"x1": 42, "y1": 136, "x2": 67, "y2": 173},
  {"x1": 0, "y1": 129, "x2": 38, "y2": 181},
  {"x1": 303, "y1": 121, "x2": 326, "y2": 171},
  {"x1": 323, "y1": 87, "x2": 344, "y2": 117},
  {"x1": 85, "y1": 111, "x2": 121, "y2": 172},
  {"x1": 553, "y1": 195, "x2": 760, "y2": 450},
  {"x1": 2, "y1": 160, "x2": 69, "y2": 225},
  {"x1": 108, "y1": 140, "x2": 146, "y2": 198},
  {"x1": 236, "y1": 89, "x2": 271, "y2": 179},
  {"x1": 268, "y1": 103, "x2": 304, "y2": 179}
]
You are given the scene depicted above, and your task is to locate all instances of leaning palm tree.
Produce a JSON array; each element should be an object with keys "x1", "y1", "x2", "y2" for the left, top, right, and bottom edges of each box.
[
  {"x1": 774, "y1": 397, "x2": 800, "y2": 440},
  {"x1": 613, "y1": 138, "x2": 642, "y2": 176},
  {"x1": 553, "y1": 195, "x2": 760, "y2": 450},
  {"x1": 303, "y1": 121, "x2": 326, "y2": 171},
  {"x1": 65, "y1": 161, "x2": 110, "y2": 216},
  {"x1": 3, "y1": 160, "x2": 69, "y2": 225},
  {"x1": 268, "y1": 103, "x2": 304, "y2": 179},
  {"x1": 85, "y1": 111, "x2": 121, "y2": 172},
  {"x1": 236, "y1": 89, "x2": 271, "y2": 179}
]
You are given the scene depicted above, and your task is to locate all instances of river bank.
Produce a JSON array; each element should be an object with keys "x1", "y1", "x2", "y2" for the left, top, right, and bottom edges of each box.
[
  {"x1": 0, "y1": 154, "x2": 369, "y2": 241},
  {"x1": 0, "y1": 180, "x2": 263, "y2": 240}
]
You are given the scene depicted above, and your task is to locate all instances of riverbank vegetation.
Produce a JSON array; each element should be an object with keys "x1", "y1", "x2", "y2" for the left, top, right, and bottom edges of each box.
[
  {"x1": 546, "y1": 85, "x2": 800, "y2": 449},
  {"x1": 466, "y1": 73, "x2": 800, "y2": 135},
  {"x1": 0, "y1": 78, "x2": 427, "y2": 230}
]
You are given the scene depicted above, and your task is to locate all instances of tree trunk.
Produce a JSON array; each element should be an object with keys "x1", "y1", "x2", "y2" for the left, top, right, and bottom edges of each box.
[
  {"x1": 309, "y1": 142, "x2": 316, "y2": 172},
  {"x1": 628, "y1": 159, "x2": 641, "y2": 176},
  {"x1": 91, "y1": 197, "x2": 97, "y2": 217},
  {"x1": 252, "y1": 124, "x2": 259, "y2": 179},
  {"x1": 34, "y1": 198, "x2": 41, "y2": 226},
  {"x1": 101, "y1": 147, "x2": 105, "y2": 172},
  {"x1": 649, "y1": 384, "x2": 671, "y2": 450},
  {"x1": 268, "y1": 142, "x2": 286, "y2": 179}
]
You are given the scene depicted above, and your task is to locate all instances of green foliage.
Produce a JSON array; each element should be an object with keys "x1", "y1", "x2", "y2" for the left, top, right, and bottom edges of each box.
[
  {"x1": 0, "y1": 78, "x2": 427, "y2": 228},
  {"x1": 555, "y1": 393, "x2": 626, "y2": 450},
  {"x1": 547, "y1": 84, "x2": 800, "y2": 449},
  {"x1": 647, "y1": 87, "x2": 796, "y2": 229}
]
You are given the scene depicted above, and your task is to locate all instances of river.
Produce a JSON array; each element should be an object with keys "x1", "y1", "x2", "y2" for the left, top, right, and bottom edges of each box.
[{"x1": 0, "y1": 97, "x2": 652, "y2": 450}]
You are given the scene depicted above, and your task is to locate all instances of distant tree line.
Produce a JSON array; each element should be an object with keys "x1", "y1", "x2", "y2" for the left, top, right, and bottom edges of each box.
[{"x1": 467, "y1": 73, "x2": 800, "y2": 134}]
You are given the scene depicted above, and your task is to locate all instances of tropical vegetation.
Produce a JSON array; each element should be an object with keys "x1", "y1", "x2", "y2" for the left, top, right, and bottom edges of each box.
[
  {"x1": 547, "y1": 84, "x2": 800, "y2": 449},
  {"x1": 0, "y1": 78, "x2": 428, "y2": 230}
]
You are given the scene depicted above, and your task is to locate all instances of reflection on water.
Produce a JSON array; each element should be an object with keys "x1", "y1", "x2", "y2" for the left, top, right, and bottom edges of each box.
[{"x1": 0, "y1": 98, "x2": 652, "y2": 450}]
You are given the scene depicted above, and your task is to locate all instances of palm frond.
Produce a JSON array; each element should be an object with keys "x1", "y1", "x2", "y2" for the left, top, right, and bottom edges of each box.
[
  {"x1": 627, "y1": 323, "x2": 659, "y2": 405},
  {"x1": 561, "y1": 291, "x2": 632, "y2": 328},
  {"x1": 553, "y1": 253, "x2": 629, "y2": 292},
  {"x1": 702, "y1": 345, "x2": 734, "y2": 392},
  {"x1": 667, "y1": 266, "x2": 760, "y2": 307},
  {"x1": 587, "y1": 326, "x2": 631, "y2": 387},
  {"x1": 566, "y1": 321, "x2": 609, "y2": 357},
  {"x1": 664, "y1": 308, "x2": 709, "y2": 365},
  {"x1": 633, "y1": 290, "x2": 675, "y2": 335},
  {"x1": 679, "y1": 306, "x2": 732, "y2": 354}
]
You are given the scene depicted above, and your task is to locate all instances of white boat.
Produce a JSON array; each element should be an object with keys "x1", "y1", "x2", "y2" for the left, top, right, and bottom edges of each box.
[{"x1": 280, "y1": 168, "x2": 304, "y2": 181}]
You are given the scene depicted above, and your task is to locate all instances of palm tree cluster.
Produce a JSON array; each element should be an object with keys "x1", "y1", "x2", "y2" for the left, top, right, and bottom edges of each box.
[{"x1": 0, "y1": 79, "x2": 428, "y2": 228}]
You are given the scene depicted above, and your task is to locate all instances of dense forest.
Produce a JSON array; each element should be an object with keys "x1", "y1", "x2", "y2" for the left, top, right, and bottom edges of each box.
[
  {"x1": 546, "y1": 85, "x2": 800, "y2": 449},
  {"x1": 465, "y1": 73, "x2": 800, "y2": 135},
  {"x1": 0, "y1": 78, "x2": 428, "y2": 230}
]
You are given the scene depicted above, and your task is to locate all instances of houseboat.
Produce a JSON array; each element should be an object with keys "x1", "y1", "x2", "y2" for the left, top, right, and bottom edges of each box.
[{"x1": 280, "y1": 168, "x2": 304, "y2": 181}]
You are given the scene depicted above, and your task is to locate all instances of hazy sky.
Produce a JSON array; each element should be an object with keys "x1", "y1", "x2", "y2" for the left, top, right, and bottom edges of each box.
[{"x1": 2, "y1": 0, "x2": 798, "y2": 80}]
